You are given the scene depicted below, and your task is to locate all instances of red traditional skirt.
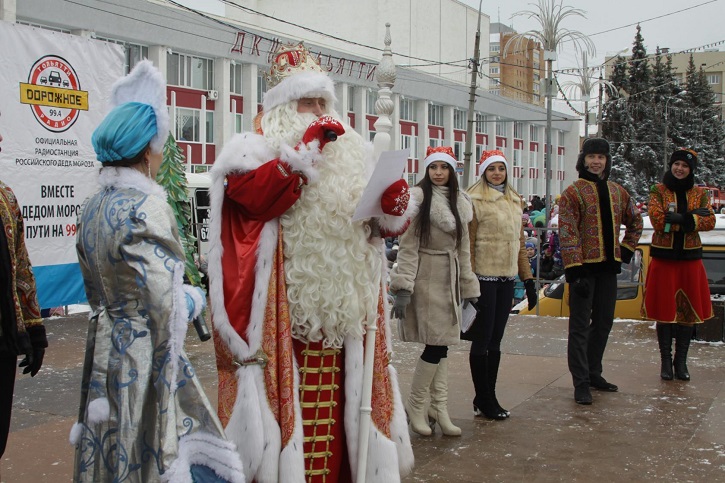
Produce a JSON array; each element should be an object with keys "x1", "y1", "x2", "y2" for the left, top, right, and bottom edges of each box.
[
  {"x1": 642, "y1": 258, "x2": 713, "y2": 323},
  {"x1": 293, "y1": 339, "x2": 351, "y2": 483}
]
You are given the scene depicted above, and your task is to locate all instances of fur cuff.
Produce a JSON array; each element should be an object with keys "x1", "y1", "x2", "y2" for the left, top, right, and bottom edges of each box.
[
  {"x1": 279, "y1": 141, "x2": 321, "y2": 184},
  {"x1": 378, "y1": 189, "x2": 419, "y2": 237},
  {"x1": 162, "y1": 431, "x2": 245, "y2": 483},
  {"x1": 69, "y1": 422, "x2": 83, "y2": 445},
  {"x1": 87, "y1": 397, "x2": 110, "y2": 424},
  {"x1": 182, "y1": 284, "x2": 205, "y2": 320}
]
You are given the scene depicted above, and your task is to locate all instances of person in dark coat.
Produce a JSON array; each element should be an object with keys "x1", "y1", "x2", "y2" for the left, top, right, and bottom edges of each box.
[{"x1": 0, "y1": 116, "x2": 48, "y2": 464}]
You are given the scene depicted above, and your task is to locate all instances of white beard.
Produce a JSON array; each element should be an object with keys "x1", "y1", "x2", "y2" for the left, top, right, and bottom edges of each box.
[{"x1": 264, "y1": 105, "x2": 382, "y2": 347}]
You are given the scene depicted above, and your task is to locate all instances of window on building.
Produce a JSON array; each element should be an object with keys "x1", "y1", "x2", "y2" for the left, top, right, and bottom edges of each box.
[
  {"x1": 233, "y1": 113, "x2": 243, "y2": 135},
  {"x1": 496, "y1": 119, "x2": 506, "y2": 137},
  {"x1": 175, "y1": 108, "x2": 214, "y2": 143},
  {"x1": 476, "y1": 113, "x2": 487, "y2": 133},
  {"x1": 491, "y1": 43, "x2": 500, "y2": 53},
  {"x1": 557, "y1": 130, "x2": 565, "y2": 146},
  {"x1": 490, "y1": 67, "x2": 500, "y2": 75},
  {"x1": 229, "y1": 62, "x2": 243, "y2": 95},
  {"x1": 167, "y1": 52, "x2": 214, "y2": 90},
  {"x1": 530, "y1": 125, "x2": 539, "y2": 141},
  {"x1": 491, "y1": 89, "x2": 500, "y2": 96},
  {"x1": 454, "y1": 141, "x2": 464, "y2": 161},
  {"x1": 400, "y1": 134, "x2": 418, "y2": 159},
  {"x1": 96, "y1": 37, "x2": 148, "y2": 74},
  {"x1": 400, "y1": 97, "x2": 417, "y2": 121},
  {"x1": 454, "y1": 109, "x2": 467, "y2": 130},
  {"x1": 707, "y1": 74, "x2": 721, "y2": 85},
  {"x1": 256, "y1": 74, "x2": 267, "y2": 104},
  {"x1": 514, "y1": 122, "x2": 524, "y2": 139},
  {"x1": 428, "y1": 103, "x2": 443, "y2": 126},
  {"x1": 347, "y1": 86, "x2": 355, "y2": 112},
  {"x1": 366, "y1": 90, "x2": 379, "y2": 115},
  {"x1": 429, "y1": 136, "x2": 442, "y2": 148},
  {"x1": 475, "y1": 144, "x2": 485, "y2": 161}
]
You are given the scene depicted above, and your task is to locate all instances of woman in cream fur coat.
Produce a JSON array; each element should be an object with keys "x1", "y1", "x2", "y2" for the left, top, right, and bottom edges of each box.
[{"x1": 390, "y1": 146, "x2": 479, "y2": 437}]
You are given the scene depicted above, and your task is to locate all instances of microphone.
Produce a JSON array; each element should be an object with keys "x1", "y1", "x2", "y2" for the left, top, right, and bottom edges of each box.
[
  {"x1": 193, "y1": 315, "x2": 212, "y2": 342},
  {"x1": 324, "y1": 130, "x2": 338, "y2": 142},
  {"x1": 664, "y1": 202, "x2": 676, "y2": 233}
]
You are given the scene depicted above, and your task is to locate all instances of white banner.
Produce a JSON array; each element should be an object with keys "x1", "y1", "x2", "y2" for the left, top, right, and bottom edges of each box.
[{"x1": 0, "y1": 21, "x2": 124, "y2": 308}]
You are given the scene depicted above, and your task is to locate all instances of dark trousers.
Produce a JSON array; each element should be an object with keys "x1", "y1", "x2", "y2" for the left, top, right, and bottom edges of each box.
[
  {"x1": 0, "y1": 355, "x2": 17, "y2": 458},
  {"x1": 470, "y1": 279, "x2": 514, "y2": 355},
  {"x1": 567, "y1": 273, "x2": 618, "y2": 388}
]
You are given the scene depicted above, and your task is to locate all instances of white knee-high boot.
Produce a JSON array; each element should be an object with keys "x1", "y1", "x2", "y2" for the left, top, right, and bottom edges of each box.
[
  {"x1": 407, "y1": 358, "x2": 438, "y2": 436},
  {"x1": 428, "y1": 358, "x2": 462, "y2": 436}
]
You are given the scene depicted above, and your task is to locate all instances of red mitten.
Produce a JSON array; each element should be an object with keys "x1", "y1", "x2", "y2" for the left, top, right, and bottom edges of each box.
[
  {"x1": 381, "y1": 179, "x2": 410, "y2": 216},
  {"x1": 300, "y1": 116, "x2": 345, "y2": 151}
]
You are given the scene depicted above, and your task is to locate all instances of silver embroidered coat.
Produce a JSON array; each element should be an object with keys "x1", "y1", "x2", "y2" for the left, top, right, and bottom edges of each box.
[{"x1": 72, "y1": 168, "x2": 243, "y2": 483}]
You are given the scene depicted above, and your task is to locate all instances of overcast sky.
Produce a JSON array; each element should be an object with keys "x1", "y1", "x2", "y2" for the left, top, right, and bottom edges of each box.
[{"x1": 462, "y1": 0, "x2": 724, "y2": 70}]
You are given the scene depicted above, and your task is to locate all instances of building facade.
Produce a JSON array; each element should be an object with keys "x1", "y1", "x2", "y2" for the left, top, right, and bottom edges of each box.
[
  {"x1": 489, "y1": 23, "x2": 545, "y2": 107},
  {"x1": 3, "y1": 0, "x2": 579, "y2": 199}
]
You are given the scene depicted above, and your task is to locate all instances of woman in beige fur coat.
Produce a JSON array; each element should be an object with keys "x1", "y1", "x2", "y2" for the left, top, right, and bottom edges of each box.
[
  {"x1": 463, "y1": 150, "x2": 537, "y2": 421},
  {"x1": 390, "y1": 146, "x2": 479, "y2": 437}
]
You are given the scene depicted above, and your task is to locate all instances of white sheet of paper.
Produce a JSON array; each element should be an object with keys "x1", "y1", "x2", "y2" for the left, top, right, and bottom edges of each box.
[
  {"x1": 461, "y1": 303, "x2": 477, "y2": 333},
  {"x1": 352, "y1": 149, "x2": 409, "y2": 222}
]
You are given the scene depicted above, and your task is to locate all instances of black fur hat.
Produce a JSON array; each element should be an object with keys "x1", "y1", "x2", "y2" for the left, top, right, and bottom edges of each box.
[
  {"x1": 576, "y1": 137, "x2": 612, "y2": 178},
  {"x1": 669, "y1": 148, "x2": 697, "y2": 171}
]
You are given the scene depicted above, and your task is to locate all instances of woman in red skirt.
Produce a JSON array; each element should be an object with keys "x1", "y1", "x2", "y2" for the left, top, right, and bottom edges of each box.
[{"x1": 643, "y1": 148, "x2": 715, "y2": 381}]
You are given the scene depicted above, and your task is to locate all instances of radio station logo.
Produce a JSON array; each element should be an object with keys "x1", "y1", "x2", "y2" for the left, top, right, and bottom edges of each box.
[{"x1": 19, "y1": 55, "x2": 89, "y2": 133}]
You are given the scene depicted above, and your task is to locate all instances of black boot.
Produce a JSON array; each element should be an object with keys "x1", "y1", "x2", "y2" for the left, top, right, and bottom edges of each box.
[
  {"x1": 469, "y1": 352, "x2": 506, "y2": 420},
  {"x1": 656, "y1": 323, "x2": 674, "y2": 380},
  {"x1": 674, "y1": 324, "x2": 694, "y2": 381},
  {"x1": 486, "y1": 350, "x2": 510, "y2": 417}
]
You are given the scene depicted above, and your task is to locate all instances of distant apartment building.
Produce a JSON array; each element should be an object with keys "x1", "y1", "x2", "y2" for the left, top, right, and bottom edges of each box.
[{"x1": 489, "y1": 23, "x2": 545, "y2": 107}]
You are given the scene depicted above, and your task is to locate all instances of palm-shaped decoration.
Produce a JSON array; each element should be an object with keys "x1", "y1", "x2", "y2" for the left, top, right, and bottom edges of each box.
[
  {"x1": 503, "y1": 0, "x2": 595, "y2": 222},
  {"x1": 560, "y1": 53, "x2": 618, "y2": 137}
]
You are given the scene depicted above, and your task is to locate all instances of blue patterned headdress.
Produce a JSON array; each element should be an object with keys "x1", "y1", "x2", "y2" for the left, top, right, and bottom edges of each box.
[{"x1": 92, "y1": 60, "x2": 169, "y2": 163}]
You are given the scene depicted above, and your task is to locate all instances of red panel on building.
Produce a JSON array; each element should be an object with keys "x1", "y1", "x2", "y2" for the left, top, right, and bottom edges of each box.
[
  {"x1": 167, "y1": 86, "x2": 215, "y2": 110},
  {"x1": 348, "y1": 112, "x2": 355, "y2": 129},
  {"x1": 513, "y1": 139, "x2": 523, "y2": 150},
  {"x1": 496, "y1": 136, "x2": 506, "y2": 148},
  {"x1": 476, "y1": 133, "x2": 486, "y2": 145},
  {"x1": 366, "y1": 115, "x2": 377, "y2": 131},
  {"x1": 428, "y1": 126, "x2": 444, "y2": 139},
  {"x1": 454, "y1": 130, "x2": 465, "y2": 142},
  {"x1": 400, "y1": 120, "x2": 417, "y2": 136},
  {"x1": 529, "y1": 142, "x2": 539, "y2": 152},
  {"x1": 230, "y1": 95, "x2": 243, "y2": 114},
  {"x1": 529, "y1": 167, "x2": 539, "y2": 178},
  {"x1": 513, "y1": 166, "x2": 523, "y2": 178},
  {"x1": 558, "y1": 146, "x2": 565, "y2": 155}
]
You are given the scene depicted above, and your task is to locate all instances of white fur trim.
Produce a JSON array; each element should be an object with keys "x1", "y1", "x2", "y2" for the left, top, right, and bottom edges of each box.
[
  {"x1": 182, "y1": 284, "x2": 205, "y2": 320},
  {"x1": 423, "y1": 152, "x2": 457, "y2": 171},
  {"x1": 161, "y1": 431, "x2": 245, "y2": 483},
  {"x1": 69, "y1": 422, "x2": 83, "y2": 446},
  {"x1": 97, "y1": 166, "x2": 167, "y2": 199},
  {"x1": 110, "y1": 60, "x2": 169, "y2": 153},
  {"x1": 87, "y1": 397, "x2": 110, "y2": 424},
  {"x1": 279, "y1": 140, "x2": 321, "y2": 184},
  {"x1": 168, "y1": 262, "x2": 190, "y2": 392},
  {"x1": 478, "y1": 154, "x2": 508, "y2": 177},
  {"x1": 263, "y1": 71, "x2": 336, "y2": 112}
]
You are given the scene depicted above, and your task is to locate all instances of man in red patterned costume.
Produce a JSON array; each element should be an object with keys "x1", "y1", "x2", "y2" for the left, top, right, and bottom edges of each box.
[{"x1": 207, "y1": 42, "x2": 415, "y2": 482}]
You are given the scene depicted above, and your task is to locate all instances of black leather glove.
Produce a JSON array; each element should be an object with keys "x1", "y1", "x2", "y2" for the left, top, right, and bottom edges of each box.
[
  {"x1": 390, "y1": 289, "x2": 411, "y2": 320},
  {"x1": 570, "y1": 278, "x2": 591, "y2": 299},
  {"x1": 19, "y1": 348, "x2": 44, "y2": 377},
  {"x1": 664, "y1": 212, "x2": 685, "y2": 224},
  {"x1": 524, "y1": 279, "x2": 538, "y2": 310},
  {"x1": 18, "y1": 325, "x2": 47, "y2": 377},
  {"x1": 688, "y1": 208, "x2": 711, "y2": 217}
]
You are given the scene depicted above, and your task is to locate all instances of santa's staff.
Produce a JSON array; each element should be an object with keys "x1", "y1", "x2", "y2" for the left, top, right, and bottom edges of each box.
[{"x1": 357, "y1": 23, "x2": 397, "y2": 483}]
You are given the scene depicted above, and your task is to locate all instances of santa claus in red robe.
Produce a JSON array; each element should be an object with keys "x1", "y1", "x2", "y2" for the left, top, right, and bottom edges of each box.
[{"x1": 207, "y1": 42, "x2": 415, "y2": 483}]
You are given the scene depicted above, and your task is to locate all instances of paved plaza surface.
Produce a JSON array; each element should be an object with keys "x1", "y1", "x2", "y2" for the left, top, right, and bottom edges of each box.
[{"x1": 2, "y1": 312, "x2": 724, "y2": 482}]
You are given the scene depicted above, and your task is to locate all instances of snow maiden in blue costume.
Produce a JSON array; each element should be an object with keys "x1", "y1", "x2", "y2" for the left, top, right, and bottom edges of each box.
[{"x1": 70, "y1": 61, "x2": 244, "y2": 483}]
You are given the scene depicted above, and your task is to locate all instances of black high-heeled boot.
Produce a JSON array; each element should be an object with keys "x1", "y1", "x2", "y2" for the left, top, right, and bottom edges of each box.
[
  {"x1": 469, "y1": 352, "x2": 506, "y2": 420},
  {"x1": 674, "y1": 324, "x2": 694, "y2": 381},
  {"x1": 656, "y1": 323, "x2": 674, "y2": 380},
  {"x1": 486, "y1": 350, "x2": 510, "y2": 417}
]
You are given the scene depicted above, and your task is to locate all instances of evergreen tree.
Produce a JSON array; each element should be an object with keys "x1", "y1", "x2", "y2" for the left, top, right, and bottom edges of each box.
[{"x1": 157, "y1": 133, "x2": 202, "y2": 287}]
